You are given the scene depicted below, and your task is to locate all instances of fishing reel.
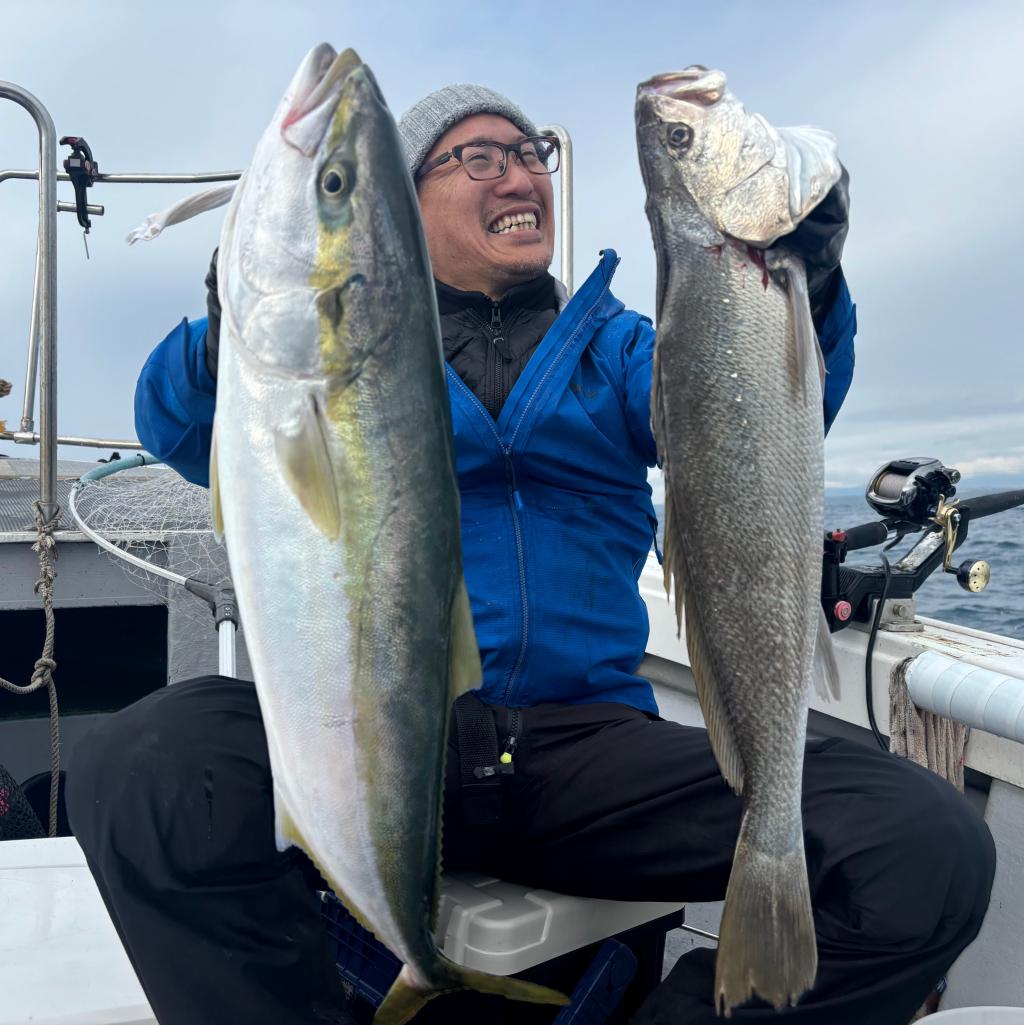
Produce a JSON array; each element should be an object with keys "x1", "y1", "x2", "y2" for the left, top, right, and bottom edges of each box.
[
  {"x1": 865, "y1": 457, "x2": 960, "y2": 523},
  {"x1": 821, "y1": 457, "x2": 1022, "y2": 633}
]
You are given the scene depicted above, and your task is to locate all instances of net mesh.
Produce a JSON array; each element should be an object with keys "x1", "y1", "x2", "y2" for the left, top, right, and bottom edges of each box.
[{"x1": 70, "y1": 464, "x2": 231, "y2": 628}]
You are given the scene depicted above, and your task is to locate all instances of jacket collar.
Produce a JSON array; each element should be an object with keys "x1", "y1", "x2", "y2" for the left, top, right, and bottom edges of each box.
[{"x1": 434, "y1": 273, "x2": 557, "y2": 320}]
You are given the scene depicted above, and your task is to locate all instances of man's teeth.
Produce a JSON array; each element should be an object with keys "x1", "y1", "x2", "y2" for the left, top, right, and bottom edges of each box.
[{"x1": 489, "y1": 212, "x2": 538, "y2": 234}]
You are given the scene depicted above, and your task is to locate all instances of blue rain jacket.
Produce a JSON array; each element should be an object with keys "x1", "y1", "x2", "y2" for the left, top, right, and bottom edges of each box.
[{"x1": 135, "y1": 249, "x2": 856, "y2": 713}]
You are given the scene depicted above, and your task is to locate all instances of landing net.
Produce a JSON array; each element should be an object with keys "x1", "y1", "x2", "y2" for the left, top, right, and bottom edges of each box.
[{"x1": 68, "y1": 453, "x2": 232, "y2": 633}]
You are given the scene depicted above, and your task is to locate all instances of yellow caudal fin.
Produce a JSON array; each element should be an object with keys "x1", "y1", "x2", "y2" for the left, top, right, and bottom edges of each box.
[
  {"x1": 449, "y1": 576, "x2": 482, "y2": 701},
  {"x1": 274, "y1": 394, "x2": 342, "y2": 541},
  {"x1": 373, "y1": 962, "x2": 569, "y2": 1025}
]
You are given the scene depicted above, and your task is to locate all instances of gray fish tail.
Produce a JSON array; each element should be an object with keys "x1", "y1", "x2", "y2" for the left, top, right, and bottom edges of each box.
[
  {"x1": 714, "y1": 811, "x2": 817, "y2": 1016},
  {"x1": 373, "y1": 958, "x2": 569, "y2": 1025}
]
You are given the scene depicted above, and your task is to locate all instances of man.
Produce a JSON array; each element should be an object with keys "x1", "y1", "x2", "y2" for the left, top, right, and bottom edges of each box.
[{"x1": 68, "y1": 84, "x2": 994, "y2": 1025}]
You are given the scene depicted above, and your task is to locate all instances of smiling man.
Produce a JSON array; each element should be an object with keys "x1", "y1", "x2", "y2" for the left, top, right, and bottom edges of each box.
[{"x1": 67, "y1": 83, "x2": 995, "y2": 1025}]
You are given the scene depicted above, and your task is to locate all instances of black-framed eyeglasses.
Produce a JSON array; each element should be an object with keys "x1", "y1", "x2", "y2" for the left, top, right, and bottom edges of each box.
[{"x1": 416, "y1": 136, "x2": 560, "y2": 182}]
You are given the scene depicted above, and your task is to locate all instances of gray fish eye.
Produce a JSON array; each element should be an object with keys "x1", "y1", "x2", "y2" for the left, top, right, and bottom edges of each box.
[{"x1": 667, "y1": 124, "x2": 693, "y2": 152}]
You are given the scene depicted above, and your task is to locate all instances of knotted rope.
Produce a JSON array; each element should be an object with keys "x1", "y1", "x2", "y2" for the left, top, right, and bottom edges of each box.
[
  {"x1": 0, "y1": 501, "x2": 61, "y2": 835},
  {"x1": 889, "y1": 656, "x2": 969, "y2": 792}
]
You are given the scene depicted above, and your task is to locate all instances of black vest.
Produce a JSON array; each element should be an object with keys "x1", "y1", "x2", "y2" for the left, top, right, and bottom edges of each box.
[{"x1": 437, "y1": 274, "x2": 559, "y2": 420}]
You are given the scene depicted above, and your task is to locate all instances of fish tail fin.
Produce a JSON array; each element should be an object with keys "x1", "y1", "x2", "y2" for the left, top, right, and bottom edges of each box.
[
  {"x1": 715, "y1": 813, "x2": 817, "y2": 1016},
  {"x1": 372, "y1": 961, "x2": 569, "y2": 1025}
]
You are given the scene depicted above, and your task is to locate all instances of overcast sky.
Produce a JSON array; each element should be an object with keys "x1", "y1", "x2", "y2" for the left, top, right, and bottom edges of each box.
[{"x1": 2, "y1": 0, "x2": 1022, "y2": 490}]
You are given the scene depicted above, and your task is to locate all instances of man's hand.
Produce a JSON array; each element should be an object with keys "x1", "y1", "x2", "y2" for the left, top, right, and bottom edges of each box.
[
  {"x1": 204, "y1": 248, "x2": 221, "y2": 379},
  {"x1": 784, "y1": 165, "x2": 850, "y2": 326}
]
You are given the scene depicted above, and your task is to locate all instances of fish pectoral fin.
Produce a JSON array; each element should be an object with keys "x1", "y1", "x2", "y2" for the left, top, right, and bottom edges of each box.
[
  {"x1": 774, "y1": 253, "x2": 824, "y2": 402},
  {"x1": 813, "y1": 606, "x2": 841, "y2": 701},
  {"x1": 449, "y1": 577, "x2": 482, "y2": 700},
  {"x1": 373, "y1": 961, "x2": 569, "y2": 1025},
  {"x1": 274, "y1": 395, "x2": 342, "y2": 541}
]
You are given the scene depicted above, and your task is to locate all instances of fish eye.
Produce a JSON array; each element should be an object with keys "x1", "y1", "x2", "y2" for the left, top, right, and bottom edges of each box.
[
  {"x1": 319, "y1": 163, "x2": 351, "y2": 199},
  {"x1": 666, "y1": 123, "x2": 693, "y2": 153}
]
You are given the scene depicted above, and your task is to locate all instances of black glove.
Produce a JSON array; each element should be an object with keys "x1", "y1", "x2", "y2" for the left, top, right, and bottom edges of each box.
[
  {"x1": 784, "y1": 164, "x2": 850, "y2": 328},
  {"x1": 204, "y1": 247, "x2": 221, "y2": 379}
]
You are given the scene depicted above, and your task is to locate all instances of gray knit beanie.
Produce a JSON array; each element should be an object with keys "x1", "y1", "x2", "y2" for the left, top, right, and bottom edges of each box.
[{"x1": 397, "y1": 84, "x2": 539, "y2": 179}]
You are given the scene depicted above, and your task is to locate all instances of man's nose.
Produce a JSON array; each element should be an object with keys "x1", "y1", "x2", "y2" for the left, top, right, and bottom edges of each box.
[{"x1": 494, "y1": 154, "x2": 535, "y2": 195}]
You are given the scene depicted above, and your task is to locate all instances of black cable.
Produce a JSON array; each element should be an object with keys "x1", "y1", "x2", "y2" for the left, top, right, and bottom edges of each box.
[{"x1": 869, "y1": 553, "x2": 893, "y2": 754}]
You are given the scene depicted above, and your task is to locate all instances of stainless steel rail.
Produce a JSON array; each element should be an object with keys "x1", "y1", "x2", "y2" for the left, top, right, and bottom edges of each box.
[
  {"x1": 541, "y1": 124, "x2": 573, "y2": 297},
  {"x1": 1, "y1": 81, "x2": 58, "y2": 521},
  {"x1": 0, "y1": 430, "x2": 143, "y2": 450},
  {"x1": 1, "y1": 164, "x2": 244, "y2": 445},
  {"x1": 1, "y1": 91, "x2": 576, "y2": 499},
  {"x1": 0, "y1": 169, "x2": 242, "y2": 185}
]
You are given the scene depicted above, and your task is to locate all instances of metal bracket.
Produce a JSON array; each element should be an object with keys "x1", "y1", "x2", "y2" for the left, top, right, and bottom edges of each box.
[{"x1": 879, "y1": 597, "x2": 923, "y2": 633}]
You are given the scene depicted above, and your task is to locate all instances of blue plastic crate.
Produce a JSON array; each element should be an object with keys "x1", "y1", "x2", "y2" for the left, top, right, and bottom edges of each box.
[
  {"x1": 553, "y1": 939, "x2": 636, "y2": 1025},
  {"x1": 320, "y1": 891, "x2": 401, "y2": 1006}
]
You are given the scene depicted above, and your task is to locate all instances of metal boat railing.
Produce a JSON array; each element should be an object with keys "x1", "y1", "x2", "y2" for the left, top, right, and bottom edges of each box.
[{"x1": 1, "y1": 81, "x2": 574, "y2": 515}]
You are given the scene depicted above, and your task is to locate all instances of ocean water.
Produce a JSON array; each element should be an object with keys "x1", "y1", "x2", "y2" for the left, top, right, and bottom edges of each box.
[{"x1": 651, "y1": 495, "x2": 1024, "y2": 641}]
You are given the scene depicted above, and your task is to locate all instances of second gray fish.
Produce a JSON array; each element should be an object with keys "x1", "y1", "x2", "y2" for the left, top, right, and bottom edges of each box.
[{"x1": 635, "y1": 66, "x2": 841, "y2": 1015}]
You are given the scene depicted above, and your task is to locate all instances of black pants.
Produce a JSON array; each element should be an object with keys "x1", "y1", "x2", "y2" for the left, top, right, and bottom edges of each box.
[{"x1": 67, "y1": 675, "x2": 995, "y2": 1025}]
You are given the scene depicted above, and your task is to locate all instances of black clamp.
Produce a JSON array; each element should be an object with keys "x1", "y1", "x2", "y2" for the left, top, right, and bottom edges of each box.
[
  {"x1": 59, "y1": 136, "x2": 100, "y2": 232},
  {"x1": 185, "y1": 579, "x2": 240, "y2": 629}
]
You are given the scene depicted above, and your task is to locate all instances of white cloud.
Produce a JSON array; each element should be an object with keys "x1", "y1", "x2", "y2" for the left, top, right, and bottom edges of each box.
[{"x1": 956, "y1": 451, "x2": 1024, "y2": 477}]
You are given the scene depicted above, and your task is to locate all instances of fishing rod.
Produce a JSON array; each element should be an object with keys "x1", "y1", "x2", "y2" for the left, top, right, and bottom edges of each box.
[{"x1": 820, "y1": 457, "x2": 1024, "y2": 750}]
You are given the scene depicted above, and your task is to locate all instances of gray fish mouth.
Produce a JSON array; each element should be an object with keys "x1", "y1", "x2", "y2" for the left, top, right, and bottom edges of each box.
[{"x1": 637, "y1": 66, "x2": 725, "y2": 105}]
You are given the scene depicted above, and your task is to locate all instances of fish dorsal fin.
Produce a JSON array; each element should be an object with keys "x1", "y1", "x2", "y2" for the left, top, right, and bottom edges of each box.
[
  {"x1": 210, "y1": 427, "x2": 225, "y2": 542},
  {"x1": 661, "y1": 479, "x2": 746, "y2": 794},
  {"x1": 274, "y1": 395, "x2": 342, "y2": 541},
  {"x1": 449, "y1": 577, "x2": 482, "y2": 700}
]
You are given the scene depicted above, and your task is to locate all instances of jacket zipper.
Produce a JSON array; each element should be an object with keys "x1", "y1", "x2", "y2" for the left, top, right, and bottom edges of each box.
[
  {"x1": 502, "y1": 445, "x2": 529, "y2": 703},
  {"x1": 490, "y1": 301, "x2": 505, "y2": 420}
]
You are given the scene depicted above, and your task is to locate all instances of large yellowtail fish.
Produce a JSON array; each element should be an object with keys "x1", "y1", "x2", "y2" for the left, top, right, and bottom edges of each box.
[
  {"x1": 211, "y1": 44, "x2": 567, "y2": 1025},
  {"x1": 635, "y1": 66, "x2": 842, "y2": 1014}
]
